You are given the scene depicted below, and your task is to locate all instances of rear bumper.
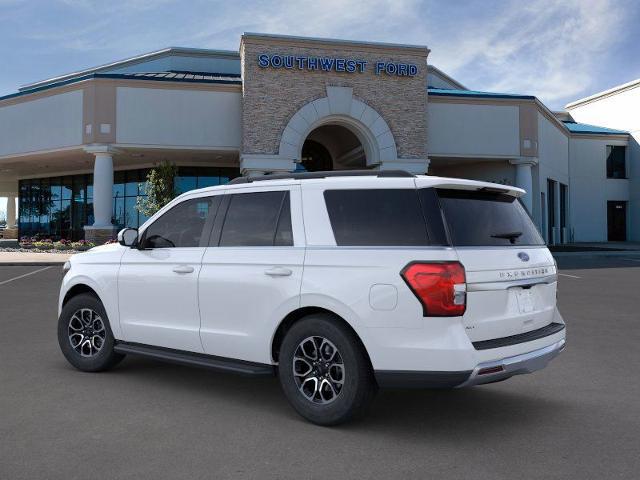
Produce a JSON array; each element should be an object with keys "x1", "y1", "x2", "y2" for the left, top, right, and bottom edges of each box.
[
  {"x1": 375, "y1": 338, "x2": 566, "y2": 389},
  {"x1": 457, "y1": 337, "x2": 566, "y2": 387}
]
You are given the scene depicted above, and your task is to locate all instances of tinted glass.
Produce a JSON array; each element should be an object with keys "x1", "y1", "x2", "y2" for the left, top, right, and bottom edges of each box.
[
  {"x1": 17, "y1": 167, "x2": 238, "y2": 241},
  {"x1": 606, "y1": 145, "x2": 626, "y2": 179},
  {"x1": 324, "y1": 189, "x2": 430, "y2": 246},
  {"x1": 142, "y1": 197, "x2": 219, "y2": 248},
  {"x1": 219, "y1": 191, "x2": 289, "y2": 247},
  {"x1": 274, "y1": 196, "x2": 293, "y2": 246},
  {"x1": 437, "y1": 189, "x2": 544, "y2": 246}
]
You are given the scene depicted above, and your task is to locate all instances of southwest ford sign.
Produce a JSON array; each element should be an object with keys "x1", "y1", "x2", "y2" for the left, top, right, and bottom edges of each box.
[{"x1": 257, "y1": 54, "x2": 418, "y2": 77}]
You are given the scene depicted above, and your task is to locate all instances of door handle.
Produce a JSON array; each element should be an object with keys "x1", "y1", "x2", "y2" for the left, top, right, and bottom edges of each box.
[
  {"x1": 264, "y1": 267, "x2": 292, "y2": 277},
  {"x1": 173, "y1": 265, "x2": 195, "y2": 274}
]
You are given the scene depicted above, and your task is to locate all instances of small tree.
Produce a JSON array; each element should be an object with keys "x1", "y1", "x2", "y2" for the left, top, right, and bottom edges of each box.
[{"x1": 136, "y1": 161, "x2": 178, "y2": 218}]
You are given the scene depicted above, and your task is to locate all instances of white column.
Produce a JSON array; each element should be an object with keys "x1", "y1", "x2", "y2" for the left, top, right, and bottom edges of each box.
[
  {"x1": 244, "y1": 169, "x2": 267, "y2": 178},
  {"x1": 6, "y1": 195, "x2": 17, "y2": 229},
  {"x1": 510, "y1": 158, "x2": 538, "y2": 214},
  {"x1": 92, "y1": 152, "x2": 114, "y2": 227},
  {"x1": 84, "y1": 145, "x2": 119, "y2": 228},
  {"x1": 240, "y1": 154, "x2": 295, "y2": 177}
]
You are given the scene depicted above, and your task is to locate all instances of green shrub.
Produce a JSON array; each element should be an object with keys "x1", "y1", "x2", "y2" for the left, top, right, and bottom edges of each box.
[{"x1": 136, "y1": 161, "x2": 178, "y2": 218}]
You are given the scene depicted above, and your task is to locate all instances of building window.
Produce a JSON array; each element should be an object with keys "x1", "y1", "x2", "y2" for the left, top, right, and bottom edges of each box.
[
  {"x1": 606, "y1": 146, "x2": 626, "y2": 179},
  {"x1": 18, "y1": 166, "x2": 239, "y2": 241},
  {"x1": 547, "y1": 179, "x2": 556, "y2": 244},
  {"x1": 560, "y1": 183, "x2": 568, "y2": 243}
]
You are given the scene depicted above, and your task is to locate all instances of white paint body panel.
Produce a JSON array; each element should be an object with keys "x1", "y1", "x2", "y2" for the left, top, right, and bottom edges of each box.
[
  {"x1": 199, "y1": 185, "x2": 305, "y2": 364},
  {"x1": 59, "y1": 175, "x2": 564, "y2": 376},
  {"x1": 118, "y1": 246, "x2": 206, "y2": 352}
]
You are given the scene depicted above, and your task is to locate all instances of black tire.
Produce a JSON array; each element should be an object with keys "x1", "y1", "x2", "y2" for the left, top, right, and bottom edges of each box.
[
  {"x1": 57, "y1": 293, "x2": 124, "y2": 372},
  {"x1": 278, "y1": 313, "x2": 377, "y2": 426}
]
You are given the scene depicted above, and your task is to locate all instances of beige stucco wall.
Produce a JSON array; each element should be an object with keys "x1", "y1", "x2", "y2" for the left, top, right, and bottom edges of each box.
[
  {"x1": 427, "y1": 101, "x2": 520, "y2": 157},
  {"x1": 569, "y1": 136, "x2": 630, "y2": 241},
  {"x1": 567, "y1": 85, "x2": 640, "y2": 241},
  {"x1": 0, "y1": 90, "x2": 83, "y2": 157},
  {"x1": 240, "y1": 35, "x2": 429, "y2": 160},
  {"x1": 116, "y1": 86, "x2": 242, "y2": 148},
  {"x1": 431, "y1": 160, "x2": 515, "y2": 185}
]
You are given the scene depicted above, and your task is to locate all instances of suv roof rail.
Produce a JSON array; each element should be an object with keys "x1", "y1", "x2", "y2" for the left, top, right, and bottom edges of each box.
[{"x1": 229, "y1": 170, "x2": 415, "y2": 184}]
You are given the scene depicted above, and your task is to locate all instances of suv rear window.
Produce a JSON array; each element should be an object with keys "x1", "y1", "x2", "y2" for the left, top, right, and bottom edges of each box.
[
  {"x1": 437, "y1": 189, "x2": 544, "y2": 246},
  {"x1": 323, "y1": 189, "x2": 447, "y2": 246}
]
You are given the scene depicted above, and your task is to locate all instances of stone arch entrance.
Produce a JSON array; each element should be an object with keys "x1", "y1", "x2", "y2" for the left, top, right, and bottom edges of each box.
[
  {"x1": 278, "y1": 86, "x2": 398, "y2": 171},
  {"x1": 301, "y1": 122, "x2": 366, "y2": 171}
]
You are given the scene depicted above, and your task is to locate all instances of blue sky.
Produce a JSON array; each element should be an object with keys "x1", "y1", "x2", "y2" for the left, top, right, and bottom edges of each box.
[
  {"x1": 1, "y1": 0, "x2": 640, "y2": 216},
  {"x1": 1, "y1": 0, "x2": 639, "y2": 109}
]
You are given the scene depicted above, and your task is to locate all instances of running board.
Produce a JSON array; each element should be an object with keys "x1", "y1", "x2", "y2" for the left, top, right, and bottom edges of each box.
[{"x1": 114, "y1": 342, "x2": 275, "y2": 377}]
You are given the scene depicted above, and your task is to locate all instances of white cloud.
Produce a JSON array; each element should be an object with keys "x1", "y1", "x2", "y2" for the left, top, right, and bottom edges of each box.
[
  {"x1": 2, "y1": 0, "x2": 634, "y2": 109},
  {"x1": 426, "y1": 0, "x2": 628, "y2": 107},
  {"x1": 180, "y1": 0, "x2": 630, "y2": 107}
]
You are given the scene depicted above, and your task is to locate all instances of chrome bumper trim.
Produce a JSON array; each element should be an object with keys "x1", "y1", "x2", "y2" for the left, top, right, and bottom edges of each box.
[{"x1": 457, "y1": 338, "x2": 566, "y2": 388}]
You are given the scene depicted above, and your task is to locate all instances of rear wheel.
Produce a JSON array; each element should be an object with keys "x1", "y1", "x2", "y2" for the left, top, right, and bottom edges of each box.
[
  {"x1": 278, "y1": 314, "x2": 377, "y2": 425},
  {"x1": 57, "y1": 293, "x2": 124, "y2": 372}
]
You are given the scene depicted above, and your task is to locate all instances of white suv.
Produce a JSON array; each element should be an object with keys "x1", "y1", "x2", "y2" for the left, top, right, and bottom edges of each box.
[{"x1": 58, "y1": 171, "x2": 566, "y2": 425}]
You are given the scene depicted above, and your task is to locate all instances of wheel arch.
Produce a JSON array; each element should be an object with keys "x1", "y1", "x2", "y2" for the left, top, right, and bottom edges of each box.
[
  {"x1": 59, "y1": 278, "x2": 123, "y2": 339},
  {"x1": 271, "y1": 307, "x2": 373, "y2": 370},
  {"x1": 62, "y1": 283, "x2": 100, "y2": 307}
]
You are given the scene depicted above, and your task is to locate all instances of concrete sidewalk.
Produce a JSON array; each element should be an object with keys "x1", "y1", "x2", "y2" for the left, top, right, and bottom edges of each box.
[{"x1": 0, "y1": 251, "x2": 73, "y2": 265}]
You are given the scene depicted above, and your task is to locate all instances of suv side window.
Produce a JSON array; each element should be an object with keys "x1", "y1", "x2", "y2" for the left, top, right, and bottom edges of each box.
[
  {"x1": 324, "y1": 189, "x2": 441, "y2": 246},
  {"x1": 141, "y1": 196, "x2": 220, "y2": 248},
  {"x1": 218, "y1": 191, "x2": 293, "y2": 247}
]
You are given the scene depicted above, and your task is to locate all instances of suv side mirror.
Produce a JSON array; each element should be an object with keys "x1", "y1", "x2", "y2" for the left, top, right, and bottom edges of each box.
[{"x1": 117, "y1": 228, "x2": 139, "y2": 247}]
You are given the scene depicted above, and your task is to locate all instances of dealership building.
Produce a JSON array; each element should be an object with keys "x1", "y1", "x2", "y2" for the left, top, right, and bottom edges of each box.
[{"x1": 0, "y1": 33, "x2": 637, "y2": 243}]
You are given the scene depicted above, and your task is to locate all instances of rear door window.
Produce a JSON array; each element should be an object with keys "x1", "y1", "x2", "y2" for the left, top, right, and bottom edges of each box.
[
  {"x1": 218, "y1": 191, "x2": 292, "y2": 247},
  {"x1": 323, "y1": 189, "x2": 446, "y2": 246},
  {"x1": 436, "y1": 189, "x2": 544, "y2": 246}
]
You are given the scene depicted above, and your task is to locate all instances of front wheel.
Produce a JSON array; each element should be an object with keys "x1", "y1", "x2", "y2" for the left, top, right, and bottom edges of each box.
[
  {"x1": 57, "y1": 293, "x2": 124, "y2": 372},
  {"x1": 278, "y1": 314, "x2": 377, "y2": 426}
]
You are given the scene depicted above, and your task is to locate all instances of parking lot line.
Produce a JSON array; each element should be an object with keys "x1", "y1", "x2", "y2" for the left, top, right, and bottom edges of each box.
[
  {"x1": 0, "y1": 266, "x2": 52, "y2": 286},
  {"x1": 558, "y1": 273, "x2": 581, "y2": 279}
]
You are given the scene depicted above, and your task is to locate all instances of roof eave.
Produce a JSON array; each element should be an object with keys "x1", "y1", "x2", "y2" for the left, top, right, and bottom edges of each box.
[
  {"x1": 2, "y1": 73, "x2": 242, "y2": 104},
  {"x1": 19, "y1": 47, "x2": 240, "y2": 93},
  {"x1": 565, "y1": 78, "x2": 640, "y2": 109},
  {"x1": 427, "y1": 65, "x2": 467, "y2": 90}
]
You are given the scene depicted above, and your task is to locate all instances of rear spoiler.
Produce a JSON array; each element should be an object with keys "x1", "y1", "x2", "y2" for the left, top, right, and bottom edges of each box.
[{"x1": 415, "y1": 176, "x2": 525, "y2": 197}]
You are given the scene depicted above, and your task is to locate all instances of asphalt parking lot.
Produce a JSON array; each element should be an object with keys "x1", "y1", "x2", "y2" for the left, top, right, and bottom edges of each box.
[{"x1": 1, "y1": 256, "x2": 639, "y2": 479}]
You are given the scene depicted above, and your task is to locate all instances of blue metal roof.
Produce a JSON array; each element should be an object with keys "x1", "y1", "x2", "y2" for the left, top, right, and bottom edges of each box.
[
  {"x1": 428, "y1": 87, "x2": 535, "y2": 100},
  {"x1": 0, "y1": 71, "x2": 242, "y2": 103},
  {"x1": 562, "y1": 121, "x2": 628, "y2": 135}
]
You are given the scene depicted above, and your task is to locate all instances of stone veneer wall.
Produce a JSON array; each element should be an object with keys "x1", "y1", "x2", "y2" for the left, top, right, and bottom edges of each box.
[
  {"x1": 84, "y1": 227, "x2": 119, "y2": 245},
  {"x1": 240, "y1": 36, "x2": 429, "y2": 160}
]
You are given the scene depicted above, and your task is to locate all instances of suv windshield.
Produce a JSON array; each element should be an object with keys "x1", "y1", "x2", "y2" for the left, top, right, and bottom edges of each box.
[{"x1": 436, "y1": 189, "x2": 545, "y2": 247}]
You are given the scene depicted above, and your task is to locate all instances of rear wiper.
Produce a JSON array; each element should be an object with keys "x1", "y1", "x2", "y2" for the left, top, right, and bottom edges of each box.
[{"x1": 490, "y1": 231, "x2": 522, "y2": 244}]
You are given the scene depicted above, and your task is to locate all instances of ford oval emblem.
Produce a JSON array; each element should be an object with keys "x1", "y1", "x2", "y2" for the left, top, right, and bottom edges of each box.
[{"x1": 518, "y1": 252, "x2": 530, "y2": 262}]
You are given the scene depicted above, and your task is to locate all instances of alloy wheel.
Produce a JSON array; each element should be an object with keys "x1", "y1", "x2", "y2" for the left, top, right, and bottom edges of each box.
[
  {"x1": 68, "y1": 308, "x2": 106, "y2": 357},
  {"x1": 293, "y1": 336, "x2": 345, "y2": 404}
]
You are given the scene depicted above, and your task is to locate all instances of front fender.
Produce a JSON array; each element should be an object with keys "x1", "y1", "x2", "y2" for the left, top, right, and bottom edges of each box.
[{"x1": 59, "y1": 264, "x2": 122, "y2": 339}]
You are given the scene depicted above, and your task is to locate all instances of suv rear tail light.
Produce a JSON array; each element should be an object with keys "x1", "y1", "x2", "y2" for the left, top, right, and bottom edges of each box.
[{"x1": 401, "y1": 262, "x2": 466, "y2": 316}]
